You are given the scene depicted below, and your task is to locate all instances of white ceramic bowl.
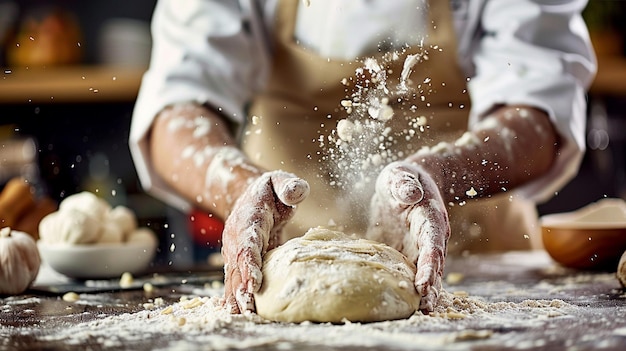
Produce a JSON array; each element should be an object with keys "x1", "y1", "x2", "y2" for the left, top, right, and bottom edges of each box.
[{"x1": 37, "y1": 241, "x2": 158, "y2": 279}]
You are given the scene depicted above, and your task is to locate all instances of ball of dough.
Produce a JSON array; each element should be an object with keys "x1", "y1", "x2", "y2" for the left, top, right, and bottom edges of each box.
[
  {"x1": 96, "y1": 221, "x2": 124, "y2": 244},
  {"x1": 38, "y1": 209, "x2": 102, "y2": 244},
  {"x1": 107, "y1": 206, "x2": 138, "y2": 240},
  {"x1": 254, "y1": 227, "x2": 421, "y2": 323},
  {"x1": 59, "y1": 191, "x2": 111, "y2": 221},
  {"x1": 126, "y1": 227, "x2": 158, "y2": 247}
]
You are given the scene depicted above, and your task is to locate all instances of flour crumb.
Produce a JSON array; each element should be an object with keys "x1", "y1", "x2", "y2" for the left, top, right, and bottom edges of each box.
[
  {"x1": 336, "y1": 119, "x2": 356, "y2": 142},
  {"x1": 143, "y1": 283, "x2": 154, "y2": 293},
  {"x1": 62, "y1": 292, "x2": 79, "y2": 302},
  {"x1": 451, "y1": 329, "x2": 493, "y2": 342},
  {"x1": 465, "y1": 187, "x2": 477, "y2": 197},
  {"x1": 446, "y1": 272, "x2": 465, "y2": 285},
  {"x1": 119, "y1": 272, "x2": 134, "y2": 288}
]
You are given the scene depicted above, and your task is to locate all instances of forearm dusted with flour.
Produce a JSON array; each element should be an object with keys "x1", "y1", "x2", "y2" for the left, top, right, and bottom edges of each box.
[
  {"x1": 407, "y1": 105, "x2": 559, "y2": 204},
  {"x1": 149, "y1": 103, "x2": 264, "y2": 220},
  {"x1": 150, "y1": 103, "x2": 310, "y2": 314},
  {"x1": 363, "y1": 105, "x2": 557, "y2": 311}
]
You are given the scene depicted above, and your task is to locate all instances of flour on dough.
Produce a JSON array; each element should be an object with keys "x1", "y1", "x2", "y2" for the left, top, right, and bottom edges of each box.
[{"x1": 254, "y1": 227, "x2": 421, "y2": 323}]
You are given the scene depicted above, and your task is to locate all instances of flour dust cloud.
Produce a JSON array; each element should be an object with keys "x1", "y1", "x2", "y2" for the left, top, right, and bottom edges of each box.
[{"x1": 320, "y1": 45, "x2": 439, "y2": 202}]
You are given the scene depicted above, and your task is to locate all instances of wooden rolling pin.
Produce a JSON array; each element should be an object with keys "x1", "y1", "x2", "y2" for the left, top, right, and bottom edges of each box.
[
  {"x1": 14, "y1": 196, "x2": 57, "y2": 240},
  {"x1": 0, "y1": 177, "x2": 58, "y2": 240},
  {"x1": 0, "y1": 177, "x2": 36, "y2": 228}
]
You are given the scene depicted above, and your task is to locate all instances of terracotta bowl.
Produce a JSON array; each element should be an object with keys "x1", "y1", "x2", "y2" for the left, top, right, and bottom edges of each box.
[{"x1": 541, "y1": 198, "x2": 626, "y2": 271}]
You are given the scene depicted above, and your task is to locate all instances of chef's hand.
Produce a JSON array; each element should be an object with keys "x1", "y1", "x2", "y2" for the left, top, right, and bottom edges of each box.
[
  {"x1": 367, "y1": 161, "x2": 450, "y2": 313},
  {"x1": 222, "y1": 170, "x2": 309, "y2": 313}
]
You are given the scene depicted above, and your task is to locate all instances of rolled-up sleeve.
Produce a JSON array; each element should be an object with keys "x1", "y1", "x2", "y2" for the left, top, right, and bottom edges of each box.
[
  {"x1": 129, "y1": 0, "x2": 270, "y2": 208},
  {"x1": 467, "y1": 0, "x2": 597, "y2": 203}
]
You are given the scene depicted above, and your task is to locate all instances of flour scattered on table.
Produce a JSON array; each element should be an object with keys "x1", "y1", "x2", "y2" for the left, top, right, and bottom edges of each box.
[
  {"x1": 18, "y1": 286, "x2": 577, "y2": 351},
  {"x1": 5, "y1": 251, "x2": 626, "y2": 350}
]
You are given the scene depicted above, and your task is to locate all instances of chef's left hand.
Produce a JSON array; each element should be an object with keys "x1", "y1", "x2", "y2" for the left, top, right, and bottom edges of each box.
[
  {"x1": 366, "y1": 161, "x2": 450, "y2": 313},
  {"x1": 222, "y1": 170, "x2": 309, "y2": 314}
]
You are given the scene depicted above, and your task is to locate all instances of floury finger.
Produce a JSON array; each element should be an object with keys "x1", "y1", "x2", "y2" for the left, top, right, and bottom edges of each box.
[
  {"x1": 271, "y1": 172, "x2": 310, "y2": 206},
  {"x1": 222, "y1": 171, "x2": 309, "y2": 313},
  {"x1": 367, "y1": 161, "x2": 450, "y2": 312},
  {"x1": 222, "y1": 175, "x2": 275, "y2": 313},
  {"x1": 386, "y1": 163, "x2": 425, "y2": 206},
  {"x1": 405, "y1": 165, "x2": 449, "y2": 312}
]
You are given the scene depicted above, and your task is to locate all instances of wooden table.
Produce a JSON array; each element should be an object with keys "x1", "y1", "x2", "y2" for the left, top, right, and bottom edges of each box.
[{"x1": 2, "y1": 251, "x2": 625, "y2": 351}]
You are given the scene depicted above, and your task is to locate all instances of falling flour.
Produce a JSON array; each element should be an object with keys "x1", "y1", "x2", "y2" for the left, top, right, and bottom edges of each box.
[{"x1": 321, "y1": 48, "x2": 432, "y2": 198}]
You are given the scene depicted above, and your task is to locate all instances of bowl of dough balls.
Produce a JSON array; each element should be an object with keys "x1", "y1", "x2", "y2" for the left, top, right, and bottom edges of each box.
[
  {"x1": 37, "y1": 191, "x2": 158, "y2": 279},
  {"x1": 541, "y1": 198, "x2": 626, "y2": 271}
]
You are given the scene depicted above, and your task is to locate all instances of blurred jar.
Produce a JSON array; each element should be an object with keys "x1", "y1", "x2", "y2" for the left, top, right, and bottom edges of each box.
[
  {"x1": 0, "y1": 2, "x2": 18, "y2": 66},
  {"x1": 0, "y1": 136, "x2": 38, "y2": 186},
  {"x1": 98, "y1": 18, "x2": 151, "y2": 67},
  {"x1": 7, "y1": 6, "x2": 83, "y2": 67}
]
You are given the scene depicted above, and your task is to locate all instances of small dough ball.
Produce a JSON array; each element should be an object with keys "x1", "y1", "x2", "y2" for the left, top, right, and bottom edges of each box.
[
  {"x1": 96, "y1": 221, "x2": 124, "y2": 244},
  {"x1": 59, "y1": 191, "x2": 111, "y2": 221},
  {"x1": 107, "y1": 206, "x2": 137, "y2": 240},
  {"x1": 126, "y1": 227, "x2": 158, "y2": 247},
  {"x1": 38, "y1": 209, "x2": 102, "y2": 244},
  {"x1": 254, "y1": 227, "x2": 421, "y2": 323}
]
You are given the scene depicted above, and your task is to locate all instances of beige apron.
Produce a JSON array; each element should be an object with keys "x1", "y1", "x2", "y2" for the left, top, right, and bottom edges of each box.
[{"x1": 242, "y1": 0, "x2": 541, "y2": 253}]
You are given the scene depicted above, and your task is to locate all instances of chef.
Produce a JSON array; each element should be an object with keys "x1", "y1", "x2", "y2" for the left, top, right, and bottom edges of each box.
[{"x1": 129, "y1": 0, "x2": 596, "y2": 313}]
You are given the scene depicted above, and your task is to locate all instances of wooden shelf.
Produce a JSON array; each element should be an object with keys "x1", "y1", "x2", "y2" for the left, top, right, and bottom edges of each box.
[
  {"x1": 590, "y1": 56, "x2": 626, "y2": 96},
  {"x1": 0, "y1": 65, "x2": 145, "y2": 104},
  {"x1": 0, "y1": 56, "x2": 623, "y2": 104}
]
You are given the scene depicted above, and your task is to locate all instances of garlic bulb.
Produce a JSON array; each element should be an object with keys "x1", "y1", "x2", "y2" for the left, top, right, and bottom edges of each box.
[{"x1": 0, "y1": 227, "x2": 41, "y2": 295}]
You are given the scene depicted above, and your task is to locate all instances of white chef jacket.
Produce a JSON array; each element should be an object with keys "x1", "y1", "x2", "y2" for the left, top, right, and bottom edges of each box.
[{"x1": 130, "y1": 0, "x2": 597, "y2": 212}]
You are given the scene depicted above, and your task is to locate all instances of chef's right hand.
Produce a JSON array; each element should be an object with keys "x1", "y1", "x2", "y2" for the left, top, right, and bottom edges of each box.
[{"x1": 222, "y1": 170, "x2": 309, "y2": 314}]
